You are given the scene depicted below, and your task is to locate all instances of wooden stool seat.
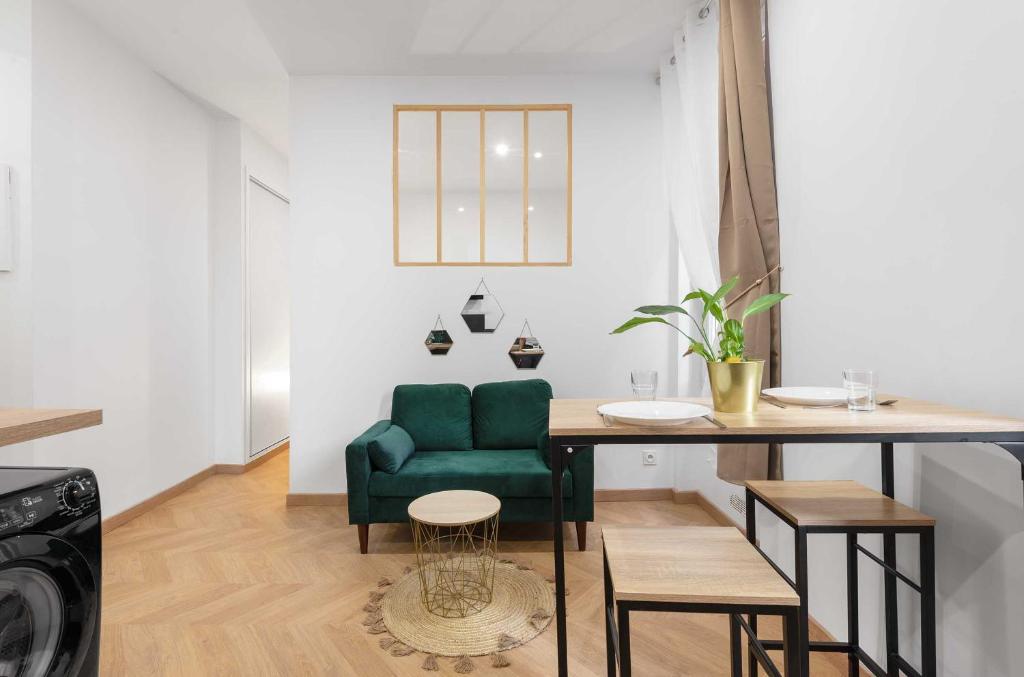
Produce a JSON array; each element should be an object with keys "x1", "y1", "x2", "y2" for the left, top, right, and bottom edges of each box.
[
  {"x1": 602, "y1": 526, "x2": 799, "y2": 607},
  {"x1": 745, "y1": 480, "x2": 935, "y2": 527},
  {"x1": 602, "y1": 526, "x2": 801, "y2": 676}
]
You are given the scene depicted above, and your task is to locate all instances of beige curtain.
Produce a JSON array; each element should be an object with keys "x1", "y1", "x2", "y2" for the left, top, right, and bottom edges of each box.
[{"x1": 716, "y1": 0, "x2": 783, "y2": 483}]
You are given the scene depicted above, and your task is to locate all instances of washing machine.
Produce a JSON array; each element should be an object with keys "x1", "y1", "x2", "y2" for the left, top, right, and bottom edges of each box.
[{"x1": 0, "y1": 467, "x2": 101, "y2": 676}]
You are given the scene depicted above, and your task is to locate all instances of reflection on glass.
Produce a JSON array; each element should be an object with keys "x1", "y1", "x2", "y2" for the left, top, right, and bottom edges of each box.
[
  {"x1": 441, "y1": 111, "x2": 480, "y2": 262},
  {"x1": 397, "y1": 111, "x2": 437, "y2": 262},
  {"x1": 527, "y1": 110, "x2": 569, "y2": 263},
  {"x1": 484, "y1": 111, "x2": 524, "y2": 263}
]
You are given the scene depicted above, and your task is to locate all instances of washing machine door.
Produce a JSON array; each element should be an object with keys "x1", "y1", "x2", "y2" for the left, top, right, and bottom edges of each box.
[{"x1": 0, "y1": 535, "x2": 98, "y2": 677}]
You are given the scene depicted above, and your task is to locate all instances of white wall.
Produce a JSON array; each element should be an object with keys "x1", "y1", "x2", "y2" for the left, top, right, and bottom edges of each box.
[
  {"x1": 289, "y1": 75, "x2": 673, "y2": 495},
  {"x1": 0, "y1": 0, "x2": 35, "y2": 465},
  {"x1": 756, "y1": 2, "x2": 1024, "y2": 674},
  {"x1": 28, "y1": 0, "x2": 216, "y2": 516}
]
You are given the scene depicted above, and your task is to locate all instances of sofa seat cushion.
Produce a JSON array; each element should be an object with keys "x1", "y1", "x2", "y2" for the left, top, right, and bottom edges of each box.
[
  {"x1": 368, "y1": 450, "x2": 573, "y2": 499},
  {"x1": 392, "y1": 383, "x2": 473, "y2": 451},
  {"x1": 472, "y1": 379, "x2": 552, "y2": 450}
]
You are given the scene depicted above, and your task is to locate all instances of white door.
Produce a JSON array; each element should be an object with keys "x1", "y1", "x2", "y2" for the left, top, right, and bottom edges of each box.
[{"x1": 247, "y1": 178, "x2": 289, "y2": 458}]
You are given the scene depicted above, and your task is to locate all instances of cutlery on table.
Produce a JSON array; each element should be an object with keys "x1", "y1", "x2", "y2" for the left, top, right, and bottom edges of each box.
[
  {"x1": 703, "y1": 414, "x2": 727, "y2": 429},
  {"x1": 759, "y1": 395, "x2": 787, "y2": 409},
  {"x1": 802, "y1": 399, "x2": 898, "y2": 410}
]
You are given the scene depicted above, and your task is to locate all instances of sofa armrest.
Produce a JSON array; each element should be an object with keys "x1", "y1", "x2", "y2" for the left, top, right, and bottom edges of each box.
[
  {"x1": 537, "y1": 433, "x2": 595, "y2": 522},
  {"x1": 346, "y1": 420, "x2": 391, "y2": 524}
]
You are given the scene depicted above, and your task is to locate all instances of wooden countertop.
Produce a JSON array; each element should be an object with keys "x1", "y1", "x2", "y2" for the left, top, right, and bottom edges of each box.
[
  {"x1": 0, "y1": 409, "x2": 103, "y2": 448},
  {"x1": 549, "y1": 396, "x2": 1024, "y2": 438}
]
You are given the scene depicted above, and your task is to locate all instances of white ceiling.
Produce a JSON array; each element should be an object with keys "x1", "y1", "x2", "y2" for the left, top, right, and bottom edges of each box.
[
  {"x1": 245, "y1": 0, "x2": 687, "y2": 75},
  {"x1": 65, "y1": 0, "x2": 688, "y2": 153}
]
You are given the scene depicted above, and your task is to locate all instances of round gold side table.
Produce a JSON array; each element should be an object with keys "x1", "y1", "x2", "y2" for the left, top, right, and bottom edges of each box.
[{"x1": 408, "y1": 490, "x2": 501, "y2": 618}]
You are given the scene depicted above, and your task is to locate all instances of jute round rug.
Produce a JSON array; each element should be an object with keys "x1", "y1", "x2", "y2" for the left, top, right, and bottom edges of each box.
[{"x1": 362, "y1": 558, "x2": 556, "y2": 672}]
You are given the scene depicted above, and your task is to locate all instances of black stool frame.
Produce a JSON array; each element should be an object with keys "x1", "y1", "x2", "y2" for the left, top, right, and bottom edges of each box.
[
  {"x1": 744, "y1": 466, "x2": 936, "y2": 677},
  {"x1": 603, "y1": 544, "x2": 802, "y2": 677}
]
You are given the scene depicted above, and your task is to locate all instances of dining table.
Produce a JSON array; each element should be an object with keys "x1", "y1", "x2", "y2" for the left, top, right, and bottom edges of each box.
[{"x1": 546, "y1": 395, "x2": 1024, "y2": 677}]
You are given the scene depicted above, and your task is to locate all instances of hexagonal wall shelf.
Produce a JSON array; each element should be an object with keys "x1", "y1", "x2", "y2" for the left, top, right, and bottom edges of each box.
[
  {"x1": 460, "y1": 279, "x2": 504, "y2": 333},
  {"x1": 424, "y1": 315, "x2": 453, "y2": 355},
  {"x1": 509, "y1": 319, "x2": 544, "y2": 369}
]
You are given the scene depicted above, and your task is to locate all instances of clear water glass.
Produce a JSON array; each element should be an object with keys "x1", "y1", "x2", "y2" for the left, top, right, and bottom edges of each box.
[
  {"x1": 843, "y1": 369, "x2": 877, "y2": 411},
  {"x1": 631, "y1": 370, "x2": 658, "y2": 400}
]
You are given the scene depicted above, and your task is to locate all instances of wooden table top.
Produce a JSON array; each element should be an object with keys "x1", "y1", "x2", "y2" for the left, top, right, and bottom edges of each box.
[
  {"x1": 0, "y1": 408, "x2": 103, "y2": 448},
  {"x1": 549, "y1": 396, "x2": 1024, "y2": 439},
  {"x1": 407, "y1": 490, "x2": 501, "y2": 526},
  {"x1": 603, "y1": 526, "x2": 800, "y2": 606}
]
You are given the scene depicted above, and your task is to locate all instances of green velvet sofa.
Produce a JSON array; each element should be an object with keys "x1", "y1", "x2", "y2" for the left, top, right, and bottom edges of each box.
[{"x1": 346, "y1": 379, "x2": 594, "y2": 554}]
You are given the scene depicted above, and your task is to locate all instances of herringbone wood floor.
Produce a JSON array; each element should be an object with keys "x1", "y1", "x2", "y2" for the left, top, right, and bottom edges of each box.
[{"x1": 101, "y1": 453, "x2": 851, "y2": 676}]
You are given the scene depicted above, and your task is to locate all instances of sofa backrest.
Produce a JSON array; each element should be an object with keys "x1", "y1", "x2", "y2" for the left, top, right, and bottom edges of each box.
[
  {"x1": 391, "y1": 384, "x2": 473, "y2": 451},
  {"x1": 472, "y1": 379, "x2": 552, "y2": 450}
]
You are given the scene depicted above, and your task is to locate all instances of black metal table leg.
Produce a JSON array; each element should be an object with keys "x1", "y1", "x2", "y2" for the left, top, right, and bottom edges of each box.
[
  {"x1": 604, "y1": 546, "x2": 616, "y2": 676},
  {"x1": 729, "y1": 614, "x2": 743, "y2": 677},
  {"x1": 846, "y1": 532, "x2": 860, "y2": 677},
  {"x1": 551, "y1": 440, "x2": 568, "y2": 677},
  {"x1": 617, "y1": 605, "x2": 631, "y2": 677},
  {"x1": 783, "y1": 608, "x2": 801, "y2": 677},
  {"x1": 880, "y1": 442, "x2": 899, "y2": 677},
  {"x1": 746, "y1": 488, "x2": 760, "y2": 677},
  {"x1": 795, "y1": 527, "x2": 810, "y2": 677},
  {"x1": 920, "y1": 528, "x2": 937, "y2": 677}
]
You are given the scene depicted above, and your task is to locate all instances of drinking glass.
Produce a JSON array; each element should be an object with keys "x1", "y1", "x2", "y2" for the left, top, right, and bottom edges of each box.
[
  {"x1": 631, "y1": 370, "x2": 658, "y2": 401},
  {"x1": 843, "y1": 369, "x2": 877, "y2": 411}
]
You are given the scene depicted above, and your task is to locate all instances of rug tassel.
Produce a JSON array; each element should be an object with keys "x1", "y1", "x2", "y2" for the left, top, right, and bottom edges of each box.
[
  {"x1": 515, "y1": 561, "x2": 533, "y2": 570},
  {"x1": 379, "y1": 637, "x2": 397, "y2": 650},
  {"x1": 391, "y1": 642, "x2": 416, "y2": 657},
  {"x1": 367, "y1": 620, "x2": 388, "y2": 635},
  {"x1": 368, "y1": 591, "x2": 385, "y2": 603},
  {"x1": 362, "y1": 610, "x2": 383, "y2": 626},
  {"x1": 530, "y1": 608, "x2": 551, "y2": 631},
  {"x1": 362, "y1": 601, "x2": 380, "y2": 613},
  {"x1": 403, "y1": 565, "x2": 413, "y2": 574},
  {"x1": 453, "y1": 655, "x2": 475, "y2": 673},
  {"x1": 491, "y1": 652, "x2": 511, "y2": 668},
  {"x1": 496, "y1": 633, "x2": 518, "y2": 651},
  {"x1": 421, "y1": 654, "x2": 439, "y2": 671},
  {"x1": 377, "y1": 576, "x2": 393, "y2": 588}
]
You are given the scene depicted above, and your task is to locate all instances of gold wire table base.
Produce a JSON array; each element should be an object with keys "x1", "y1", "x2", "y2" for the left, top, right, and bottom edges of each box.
[{"x1": 411, "y1": 511, "x2": 500, "y2": 618}]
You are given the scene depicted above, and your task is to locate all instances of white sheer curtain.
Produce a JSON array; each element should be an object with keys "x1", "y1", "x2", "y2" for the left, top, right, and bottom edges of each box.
[{"x1": 660, "y1": 0, "x2": 721, "y2": 396}]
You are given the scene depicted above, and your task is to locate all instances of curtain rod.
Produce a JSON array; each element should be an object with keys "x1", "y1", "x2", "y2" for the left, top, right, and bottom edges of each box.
[{"x1": 698, "y1": 0, "x2": 713, "y2": 20}]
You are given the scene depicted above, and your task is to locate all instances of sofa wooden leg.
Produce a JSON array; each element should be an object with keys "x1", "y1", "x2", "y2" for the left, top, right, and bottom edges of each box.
[
  {"x1": 358, "y1": 524, "x2": 369, "y2": 554},
  {"x1": 576, "y1": 521, "x2": 588, "y2": 551}
]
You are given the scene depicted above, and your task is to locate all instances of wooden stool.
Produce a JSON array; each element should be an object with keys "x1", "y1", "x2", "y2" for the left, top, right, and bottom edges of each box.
[
  {"x1": 602, "y1": 526, "x2": 802, "y2": 676},
  {"x1": 745, "y1": 481, "x2": 936, "y2": 677}
]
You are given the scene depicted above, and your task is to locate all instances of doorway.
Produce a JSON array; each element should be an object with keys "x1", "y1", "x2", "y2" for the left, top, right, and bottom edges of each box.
[{"x1": 246, "y1": 176, "x2": 290, "y2": 459}]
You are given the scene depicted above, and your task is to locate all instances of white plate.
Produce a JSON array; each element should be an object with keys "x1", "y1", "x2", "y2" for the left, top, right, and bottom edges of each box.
[
  {"x1": 597, "y1": 401, "x2": 711, "y2": 427},
  {"x1": 762, "y1": 387, "x2": 848, "y2": 406}
]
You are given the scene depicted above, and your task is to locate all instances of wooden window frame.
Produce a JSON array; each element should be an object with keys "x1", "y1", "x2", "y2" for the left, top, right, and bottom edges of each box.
[{"x1": 392, "y1": 104, "x2": 573, "y2": 267}]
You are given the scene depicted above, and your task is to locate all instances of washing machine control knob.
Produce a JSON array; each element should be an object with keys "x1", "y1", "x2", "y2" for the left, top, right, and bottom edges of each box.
[{"x1": 62, "y1": 480, "x2": 93, "y2": 509}]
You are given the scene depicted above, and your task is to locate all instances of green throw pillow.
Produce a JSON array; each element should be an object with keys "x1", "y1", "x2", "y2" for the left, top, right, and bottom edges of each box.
[{"x1": 368, "y1": 425, "x2": 416, "y2": 474}]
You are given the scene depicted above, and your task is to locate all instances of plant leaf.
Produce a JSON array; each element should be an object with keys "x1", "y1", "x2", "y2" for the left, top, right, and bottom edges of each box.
[
  {"x1": 681, "y1": 291, "x2": 703, "y2": 303},
  {"x1": 610, "y1": 316, "x2": 672, "y2": 334},
  {"x1": 740, "y1": 293, "x2": 790, "y2": 321},
  {"x1": 699, "y1": 290, "x2": 725, "y2": 323},
  {"x1": 710, "y1": 276, "x2": 740, "y2": 306},
  {"x1": 634, "y1": 305, "x2": 690, "y2": 317}
]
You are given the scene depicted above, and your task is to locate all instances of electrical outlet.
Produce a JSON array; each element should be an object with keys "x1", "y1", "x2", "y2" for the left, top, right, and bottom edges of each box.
[{"x1": 642, "y1": 450, "x2": 658, "y2": 466}]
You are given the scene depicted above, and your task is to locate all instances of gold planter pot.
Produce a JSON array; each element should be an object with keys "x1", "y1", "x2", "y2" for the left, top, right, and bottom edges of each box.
[{"x1": 706, "y1": 360, "x2": 764, "y2": 413}]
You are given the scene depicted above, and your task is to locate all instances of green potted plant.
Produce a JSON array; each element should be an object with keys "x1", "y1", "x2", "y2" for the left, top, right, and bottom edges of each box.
[{"x1": 611, "y1": 276, "x2": 789, "y2": 412}]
